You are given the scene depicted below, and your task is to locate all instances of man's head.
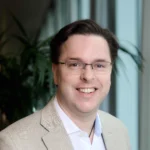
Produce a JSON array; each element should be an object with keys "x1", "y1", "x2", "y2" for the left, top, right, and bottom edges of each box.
[
  {"x1": 50, "y1": 19, "x2": 119, "y2": 64},
  {"x1": 50, "y1": 19, "x2": 119, "y2": 116}
]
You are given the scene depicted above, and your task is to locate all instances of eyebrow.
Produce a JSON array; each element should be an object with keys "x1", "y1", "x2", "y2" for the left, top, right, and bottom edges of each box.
[{"x1": 68, "y1": 57, "x2": 111, "y2": 62}]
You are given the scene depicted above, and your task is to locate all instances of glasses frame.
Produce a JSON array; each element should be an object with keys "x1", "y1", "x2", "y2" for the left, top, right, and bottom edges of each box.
[{"x1": 57, "y1": 60, "x2": 112, "y2": 73}]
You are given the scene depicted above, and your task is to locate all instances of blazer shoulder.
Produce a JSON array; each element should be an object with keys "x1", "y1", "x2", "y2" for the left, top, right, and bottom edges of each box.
[
  {"x1": 98, "y1": 110, "x2": 131, "y2": 150},
  {"x1": 98, "y1": 110, "x2": 128, "y2": 130},
  {"x1": 1, "y1": 110, "x2": 41, "y2": 133},
  {"x1": 0, "y1": 110, "x2": 44, "y2": 150}
]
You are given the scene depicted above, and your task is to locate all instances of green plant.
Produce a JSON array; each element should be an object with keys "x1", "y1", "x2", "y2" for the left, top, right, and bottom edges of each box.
[{"x1": 0, "y1": 14, "x2": 55, "y2": 128}]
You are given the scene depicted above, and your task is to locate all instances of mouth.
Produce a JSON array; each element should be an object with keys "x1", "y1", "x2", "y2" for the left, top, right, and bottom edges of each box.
[{"x1": 76, "y1": 88, "x2": 97, "y2": 93}]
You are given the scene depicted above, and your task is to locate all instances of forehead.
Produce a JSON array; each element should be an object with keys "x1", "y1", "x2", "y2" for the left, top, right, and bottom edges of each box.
[{"x1": 60, "y1": 34, "x2": 111, "y2": 62}]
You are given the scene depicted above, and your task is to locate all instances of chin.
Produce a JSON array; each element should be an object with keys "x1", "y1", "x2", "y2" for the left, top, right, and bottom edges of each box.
[{"x1": 77, "y1": 105, "x2": 98, "y2": 114}]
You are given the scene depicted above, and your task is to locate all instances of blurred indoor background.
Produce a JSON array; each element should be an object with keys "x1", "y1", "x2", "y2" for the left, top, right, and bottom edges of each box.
[{"x1": 0, "y1": 0, "x2": 149, "y2": 150}]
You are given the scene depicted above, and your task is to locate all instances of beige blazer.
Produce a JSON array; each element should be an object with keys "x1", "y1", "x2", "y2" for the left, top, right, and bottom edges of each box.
[{"x1": 0, "y1": 98, "x2": 131, "y2": 150}]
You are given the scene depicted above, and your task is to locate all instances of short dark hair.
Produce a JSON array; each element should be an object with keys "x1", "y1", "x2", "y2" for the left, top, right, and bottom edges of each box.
[{"x1": 50, "y1": 19, "x2": 119, "y2": 63}]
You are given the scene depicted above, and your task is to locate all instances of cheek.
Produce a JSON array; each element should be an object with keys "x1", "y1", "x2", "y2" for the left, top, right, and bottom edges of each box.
[
  {"x1": 107, "y1": 78, "x2": 111, "y2": 85},
  {"x1": 100, "y1": 76, "x2": 111, "y2": 96},
  {"x1": 57, "y1": 70, "x2": 73, "y2": 85},
  {"x1": 99, "y1": 74, "x2": 111, "y2": 87}
]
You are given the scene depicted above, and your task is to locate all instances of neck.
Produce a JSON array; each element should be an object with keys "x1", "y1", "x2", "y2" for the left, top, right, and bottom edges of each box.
[
  {"x1": 71, "y1": 113, "x2": 96, "y2": 134},
  {"x1": 57, "y1": 97, "x2": 97, "y2": 134}
]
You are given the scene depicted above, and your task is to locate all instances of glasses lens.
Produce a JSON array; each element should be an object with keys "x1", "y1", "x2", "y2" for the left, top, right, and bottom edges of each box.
[
  {"x1": 62, "y1": 60, "x2": 111, "y2": 74},
  {"x1": 67, "y1": 61, "x2": 83, "y2": 70},
  {"x1": 93, "y1": 61, "x2": 111, "y2": 72}
]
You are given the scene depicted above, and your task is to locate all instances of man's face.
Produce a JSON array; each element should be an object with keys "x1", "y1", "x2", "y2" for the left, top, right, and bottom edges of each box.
[{"x1": 52, "y1": 34, "x2": 112, "y2": 115}]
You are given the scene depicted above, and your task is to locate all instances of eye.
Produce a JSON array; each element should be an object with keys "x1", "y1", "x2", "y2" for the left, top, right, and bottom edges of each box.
[
  {"x1": 72, "y1": 63, "x2": 78, "y2": 67},
  {"x1": 94, "y1": 62, "x2": 109, "y2": 70},
  {"x1": 94, "y1": 63, "x2": 105, "y2": 68},
  {"x1": 67, "y1": 61, "x2": 82, "y2": 68}
]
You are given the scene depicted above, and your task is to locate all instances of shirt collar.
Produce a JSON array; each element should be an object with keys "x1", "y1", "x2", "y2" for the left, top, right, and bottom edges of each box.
[
  {"x1": 54, "y1": 97, "x2": 79, "y2": 134},
  {"x1": 54, "y1": 96, "x2": 102, "y2": 137},
  {"x1": 94, "y1": 113, "x2": 102, "y2": 136}
]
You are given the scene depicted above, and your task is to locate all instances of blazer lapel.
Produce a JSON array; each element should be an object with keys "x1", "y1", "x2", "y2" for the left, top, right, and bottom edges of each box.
[
  {"x1": 101, "y1": 123, "x2": 117, "y2": 150},
  {"x1": 40, "y1": 98, "x2": 74, "y2": 150},
  {"x1": 98, "y1": 111, "x2": 117, "y2": 150}
]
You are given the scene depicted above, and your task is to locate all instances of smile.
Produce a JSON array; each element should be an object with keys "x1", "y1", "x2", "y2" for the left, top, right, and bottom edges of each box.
[{"x1": 77, "y1": 88, "x2": 97, "y2": 93}]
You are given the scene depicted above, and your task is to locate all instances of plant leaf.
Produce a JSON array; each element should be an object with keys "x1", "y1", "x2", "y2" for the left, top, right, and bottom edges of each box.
[
  {"x1": 20, "y1": 47, "x2": 35, "y2": 72},
  {"x1": 0, "y1": 39, "x2": 10, "y2": 52},
  {"x1": 10, "y1": 12, "x2": 29, "y2": 40},
  {"x1": 12, "y1": 35, "x2": 31, "y2": 46},
  {"x1": 119, "y1": 46, "x2": 143, "y2": 71},
  {"x1": 34, "y1": 52, "x2": 48, "y2": 85},
  {"x1": 37, "y1": 36, "x2": 53, "y2": 48}
]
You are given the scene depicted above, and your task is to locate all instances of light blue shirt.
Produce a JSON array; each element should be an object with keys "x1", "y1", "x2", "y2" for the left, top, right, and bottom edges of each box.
[{"x1": 54, "y1": 97, "x2": 105, "y2": 150}]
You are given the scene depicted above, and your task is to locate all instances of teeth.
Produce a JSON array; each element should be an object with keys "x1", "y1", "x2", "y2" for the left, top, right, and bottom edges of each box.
[{"x1": 78, "y1": 88, "x2": 95, "y2": 93}]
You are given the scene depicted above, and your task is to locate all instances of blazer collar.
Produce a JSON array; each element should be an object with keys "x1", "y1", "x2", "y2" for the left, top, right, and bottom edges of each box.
[
  {"x1": 40, "y1": 98, "x2": 118, "y2": 150},
  {"x1": 40, "y1": 98, "x2": 74, "y2": 150}
]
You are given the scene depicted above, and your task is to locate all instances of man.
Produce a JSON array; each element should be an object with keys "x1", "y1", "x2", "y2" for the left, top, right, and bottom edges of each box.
[{"x1": 0, "y1": 19, "x2": 130, "y2": 150}]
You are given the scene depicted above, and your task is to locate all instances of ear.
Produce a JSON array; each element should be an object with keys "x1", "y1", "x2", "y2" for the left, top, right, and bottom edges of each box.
[{"x1": 52, "y1": 63, "x2": 58, "y2": 85}]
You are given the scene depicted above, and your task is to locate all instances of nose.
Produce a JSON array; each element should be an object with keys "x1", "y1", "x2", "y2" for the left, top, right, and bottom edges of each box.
[{"x1": 80, "y1": 65, "x2": 95, "y2": 82}]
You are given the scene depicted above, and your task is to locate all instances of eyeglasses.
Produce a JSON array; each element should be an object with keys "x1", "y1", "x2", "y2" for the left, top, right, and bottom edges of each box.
[{"x1": 57, "y1": 60, "x2": 112, "y2": 74}]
